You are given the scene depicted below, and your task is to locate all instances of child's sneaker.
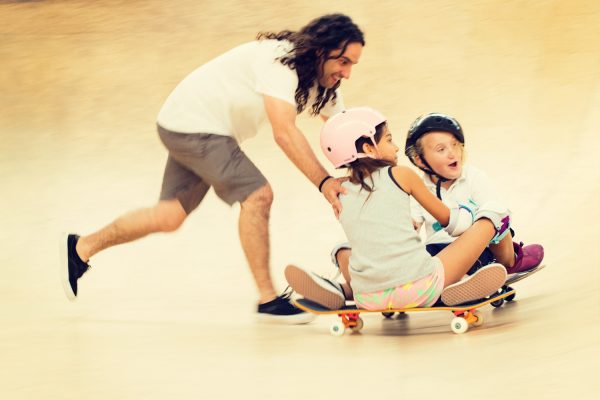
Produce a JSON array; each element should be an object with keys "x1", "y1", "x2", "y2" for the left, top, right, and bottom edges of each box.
[
  {"x1": 441, "y1": 263, "x2": 507, "y2": 306},
  {"x1": 506, "y1": 242, "x2": 544, "y2": 274},
  {"x1": 59, "y1": 233, "x2": 91, "y2": 300},
  {"x1": 257, "y1": 288, "x2": 316, "y2": 324},
  {"x1": 285, "y1": 264, "x2": 346, "y2": 310}
]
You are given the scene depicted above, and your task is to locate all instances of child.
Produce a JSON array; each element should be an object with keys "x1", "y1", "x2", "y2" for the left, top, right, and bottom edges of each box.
[
  {"x1": 326, "y1": 113, "x2": 544, "y2": 290},
  {"x1": 286, "y1": 107, "x2": 511, "y2": 310},
  {"x1": 405, "y1": 113, "x2": 543, "y2": 275}
]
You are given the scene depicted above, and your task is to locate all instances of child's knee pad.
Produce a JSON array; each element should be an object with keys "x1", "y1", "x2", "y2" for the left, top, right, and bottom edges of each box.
[{"x1": 474, "y1": 201, "x2": 511, "y2": 244}]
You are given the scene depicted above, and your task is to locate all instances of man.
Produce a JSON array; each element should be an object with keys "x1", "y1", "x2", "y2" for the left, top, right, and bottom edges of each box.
[{"x1": 60, "y1": 14, "x2": 365, "y2": 323}]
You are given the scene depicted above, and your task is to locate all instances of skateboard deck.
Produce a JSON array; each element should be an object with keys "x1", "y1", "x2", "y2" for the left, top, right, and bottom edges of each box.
[
  {"x1": 294, "y1": 289, "x2": 515, "y2": 336},
  {"x1": 497, "y1": 264, "x2": 546, "y2": 303},
  {"x1": 505, "y1": 263, "x2": 545, "y2": 285}
]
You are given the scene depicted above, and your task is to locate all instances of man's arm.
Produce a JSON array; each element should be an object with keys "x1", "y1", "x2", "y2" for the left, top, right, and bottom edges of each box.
[
  {"x1": 264, "y1": 95, "x2": 328, "y2": 186},
  {"x1": 263, "y1": 95, "x2": 346, "y2": 216}
]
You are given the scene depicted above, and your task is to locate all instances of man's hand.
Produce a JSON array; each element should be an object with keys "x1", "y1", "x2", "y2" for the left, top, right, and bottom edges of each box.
[{"x1": 321, "y1": 177, "x2": 348, "y2": 218}]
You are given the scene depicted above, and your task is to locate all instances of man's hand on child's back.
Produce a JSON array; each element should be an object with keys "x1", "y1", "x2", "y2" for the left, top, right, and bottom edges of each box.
[{"x1": 322, "y1": 177, "x2": 349, "y2": 219}]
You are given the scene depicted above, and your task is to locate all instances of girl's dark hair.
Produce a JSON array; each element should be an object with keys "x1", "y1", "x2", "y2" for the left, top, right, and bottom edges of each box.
[
  {"x1": 257, "y1": 14, "x2": 365, "y2": 116},
  {"x1": 348, "y1": 122, "x2": 394, "y2": 193}
]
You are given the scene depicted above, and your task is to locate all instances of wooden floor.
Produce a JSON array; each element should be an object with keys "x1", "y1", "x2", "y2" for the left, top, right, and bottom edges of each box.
[{"x1": 2, "y1": 1, "x2": 599, "y2": 398}]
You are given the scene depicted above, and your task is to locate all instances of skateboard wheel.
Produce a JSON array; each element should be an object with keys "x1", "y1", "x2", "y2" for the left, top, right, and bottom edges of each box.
[
  {"x1": 451, "y1": 317, "x2": 469, "y2": 334},
  {"x1": 472, "y1": 310, "x2": 484, "y2": 327},
  {"x1": 330, "y1": 321, "x2": 346, "y2": 337},
  {"x1": 382, "y1": 312, "x2": 395, "y2": 319},
  {"x1": 490, "y1": 298, "x2": 504, "y2": 308},
  {"x1": 351, "y1": 317, "x2": 364, "y2": 332},
  {"x1": 506, "y1": 289, "x2": 516, "y2": 302}
]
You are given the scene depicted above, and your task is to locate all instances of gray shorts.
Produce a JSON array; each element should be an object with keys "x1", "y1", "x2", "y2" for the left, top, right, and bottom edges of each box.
[{"x1": 157, "y1": 124, "x2": 267, "y2": 214}]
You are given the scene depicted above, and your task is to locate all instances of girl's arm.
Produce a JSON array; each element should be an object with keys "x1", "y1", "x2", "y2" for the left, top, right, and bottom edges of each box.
[{"x1": 392, "y1": 166, "x2": 450, "y2": 227}]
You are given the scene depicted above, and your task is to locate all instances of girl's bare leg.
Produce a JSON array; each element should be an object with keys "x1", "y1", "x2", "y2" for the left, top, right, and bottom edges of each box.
[
  {"x1": 488, "y1": 234, "x2": 515, "y2": 268},
  {"x1": 436, "y1": 219, "x2": 497, "y2": 286},
  {"x1": 334, "y1": 249, "x2": 353, "y2": 299}
]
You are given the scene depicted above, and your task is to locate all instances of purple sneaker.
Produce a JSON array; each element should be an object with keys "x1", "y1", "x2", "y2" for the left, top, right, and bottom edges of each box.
[{"x1": 506, "y1": 242, "x2": 544, "y2": 274}]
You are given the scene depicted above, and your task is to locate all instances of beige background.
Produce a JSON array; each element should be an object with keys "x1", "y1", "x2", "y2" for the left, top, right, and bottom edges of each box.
[{"x1": 1, "y1": 0, "x2": 599, "y2": 399}]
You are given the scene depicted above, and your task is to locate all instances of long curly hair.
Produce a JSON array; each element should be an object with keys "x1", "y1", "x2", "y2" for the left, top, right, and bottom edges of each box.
[{"x1": 257, "y1": 14, "x2": 365, "y2": 116}]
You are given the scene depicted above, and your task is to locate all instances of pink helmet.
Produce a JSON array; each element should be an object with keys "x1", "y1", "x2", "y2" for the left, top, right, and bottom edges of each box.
[{"x1": 320, "y1": 107, "x2": 387, "y2": 168}]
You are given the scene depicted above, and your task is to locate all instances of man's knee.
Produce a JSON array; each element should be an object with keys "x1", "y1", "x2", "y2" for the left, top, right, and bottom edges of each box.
[
  {"x1": 241, "y1": 184, "x2": 273, "y2": 211},
  {"x1": 154, "y1": 199, "x2": 187, "y2": 232}
]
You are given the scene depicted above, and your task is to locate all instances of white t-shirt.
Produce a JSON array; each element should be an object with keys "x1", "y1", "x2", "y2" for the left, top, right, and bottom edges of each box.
[
  {"x1": 156, "y1": 39, "x2": 344, "y2": 142},
  {"x1": 410, "y1": 164, "x2": 505, "y2": 244}
]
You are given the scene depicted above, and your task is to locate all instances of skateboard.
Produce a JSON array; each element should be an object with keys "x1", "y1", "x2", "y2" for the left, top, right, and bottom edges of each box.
[
  {"x1": 491, "y1": 264, "x2": 546, "y2": 306},
  {"x1": 294, "y1": 289, "x2": 516, "y2": 336}
]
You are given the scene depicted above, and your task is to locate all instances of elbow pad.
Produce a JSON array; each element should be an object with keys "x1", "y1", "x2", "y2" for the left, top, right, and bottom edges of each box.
[{"x1": 444, "y1": 205, "x2": 474, "y2": 236}]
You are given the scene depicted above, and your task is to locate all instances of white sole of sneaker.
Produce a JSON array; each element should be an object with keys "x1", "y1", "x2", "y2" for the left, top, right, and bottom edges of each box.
[
  {"x1": 441, "y1": 263, "x2": 506, "y2": 306},
  {"x1": 59, "y1": 232, "x2": 76, "y2": 301},
  {"x1": 256, "y1": 312, "x2": 316, "y2": 325},
  {"x1": 284, "y1": 265, "x2": 345, "y2": 310}
]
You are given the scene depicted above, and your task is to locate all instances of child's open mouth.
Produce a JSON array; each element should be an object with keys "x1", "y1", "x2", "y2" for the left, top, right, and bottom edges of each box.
[{"x1": 449, "y1": 161, "x2": 458, "y2": 168}]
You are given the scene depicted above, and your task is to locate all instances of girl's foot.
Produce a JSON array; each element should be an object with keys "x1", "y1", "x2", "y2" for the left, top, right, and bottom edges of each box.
[
  {"x1": 284, "y1": 264, "x2": 346, "y2": 310},
  {"x1": 441, "y1": 263, "x2": 506, "y2": 306},
  {"x1": 506, "y1": 242, "x2": 544, "y2": 274}
]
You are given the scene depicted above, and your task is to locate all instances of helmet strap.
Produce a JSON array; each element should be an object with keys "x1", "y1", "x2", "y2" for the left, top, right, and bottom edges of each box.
[
  {"x1": 420, "y1": 157, "x2": 449, "y2": 200},
  {"x1": 435, "y1": 178, "x2": 443, "y2": 200}
]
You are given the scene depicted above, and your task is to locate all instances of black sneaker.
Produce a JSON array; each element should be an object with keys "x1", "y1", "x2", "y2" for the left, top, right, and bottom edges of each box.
[
  {"x1": 257, "y1": 288, "x2": 316, "y2": 324},
  {"x1": 59, "y1": 233, "x2": 90, "y2": 300}
]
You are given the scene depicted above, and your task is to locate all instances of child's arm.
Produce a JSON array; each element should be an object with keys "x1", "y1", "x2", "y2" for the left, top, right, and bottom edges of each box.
[
  {"x1": 392, "y1": 166, "x2": 450, "y2": 226},
  {"x1": 392, "y1": 166, "x2": 473, "y2": 235}
]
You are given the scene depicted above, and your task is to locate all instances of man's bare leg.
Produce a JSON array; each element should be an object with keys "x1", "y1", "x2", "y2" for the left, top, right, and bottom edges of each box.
[
  {"x1": 238, "y1": 184, "x2": 277, "y2": 304},
  {"x1": 61, "y1": 199, "x2": 187, "y2": 300},
  {"x1": 76, "y1": 199, "x2": 187, "y2": 261}
]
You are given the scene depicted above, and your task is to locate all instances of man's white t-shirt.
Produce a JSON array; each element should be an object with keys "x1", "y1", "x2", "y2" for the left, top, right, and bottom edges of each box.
[
  {"x1": 410, "y1": 164, "x2": 505, "y2": 244},
  {"x1": 157, "y1": 39, "x2": 344, "y2": 142}
]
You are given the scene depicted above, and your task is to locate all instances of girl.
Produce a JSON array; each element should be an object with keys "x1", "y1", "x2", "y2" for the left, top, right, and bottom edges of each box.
[
  {"x1": 286, "y1": 107, "x2": 510, "y2": 309},
  {"x1": 327, "y1": 113, "x2": 544, "y2": 289},
  {"x1": 288, "y1": 112, "x2": 545, "y2": 309},
  {"x1": 405, "y1": 113, "x2": 543, "y2": 275}
]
